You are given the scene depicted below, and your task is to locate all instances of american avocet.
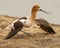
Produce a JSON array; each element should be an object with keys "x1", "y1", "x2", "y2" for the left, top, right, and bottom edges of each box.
[{"x1": 5, "y1": 4, "x2": 55, "y2": 39}]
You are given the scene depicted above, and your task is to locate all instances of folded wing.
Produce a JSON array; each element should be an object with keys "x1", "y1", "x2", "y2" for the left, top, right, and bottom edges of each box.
[{"x1": 5, "y1": 21, "x2": 24, "y2": 39}]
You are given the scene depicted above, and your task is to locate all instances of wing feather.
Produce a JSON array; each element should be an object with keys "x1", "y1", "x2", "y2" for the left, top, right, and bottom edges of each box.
[
  {"x1": 5, "y1": 21, "x2": 24, "y2": 39},
  {"x1": 35, "y1": 18, "x2": 56, "y2": 34}
]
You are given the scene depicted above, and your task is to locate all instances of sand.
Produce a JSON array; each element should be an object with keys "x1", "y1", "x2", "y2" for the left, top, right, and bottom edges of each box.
[{"x1": 0, "y1": 15, "x2": 60, "y2": 48}]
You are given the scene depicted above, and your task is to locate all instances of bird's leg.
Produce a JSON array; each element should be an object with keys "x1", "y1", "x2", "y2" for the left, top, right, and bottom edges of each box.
[{"x1": 21, "y1": 31, "x2": 32, "y2": 37}]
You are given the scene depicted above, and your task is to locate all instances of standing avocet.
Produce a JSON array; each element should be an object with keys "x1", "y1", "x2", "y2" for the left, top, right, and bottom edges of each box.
[{"x1": 5, "y1": 4, "x2": 56, "y2": 39}]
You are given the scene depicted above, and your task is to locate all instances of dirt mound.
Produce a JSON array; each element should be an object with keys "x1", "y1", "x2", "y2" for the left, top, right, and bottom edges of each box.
[{"x1": 0, "y1": 15, "x2": 60, "y2": 48}]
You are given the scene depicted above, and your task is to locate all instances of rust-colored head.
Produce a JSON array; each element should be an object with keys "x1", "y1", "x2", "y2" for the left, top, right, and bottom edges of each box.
[
  {"x1": 31, "y1": 4, "x2": 51, "y2": 14},
  {"x1": 32, "y1": 4, "x2": 40, "y2": 12}
]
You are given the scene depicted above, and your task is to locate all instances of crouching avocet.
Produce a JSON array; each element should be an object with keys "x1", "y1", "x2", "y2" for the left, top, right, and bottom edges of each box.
[{"x1": 5, "y1": 4, "x2": 56, "y2": 39}]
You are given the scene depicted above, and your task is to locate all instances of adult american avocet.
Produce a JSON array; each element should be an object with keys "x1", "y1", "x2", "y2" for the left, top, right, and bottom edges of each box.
[{"x1": 5, "y1": 4, "x2": 56, "y2": 39}]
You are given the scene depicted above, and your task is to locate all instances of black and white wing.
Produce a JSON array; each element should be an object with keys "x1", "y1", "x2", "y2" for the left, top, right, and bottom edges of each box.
[
  {"x1": 35, "y1": 18, "x2": 56, "y2": 34},
  {"x1": 5, "y1": 21, "x2": 24, "y2": 39}
]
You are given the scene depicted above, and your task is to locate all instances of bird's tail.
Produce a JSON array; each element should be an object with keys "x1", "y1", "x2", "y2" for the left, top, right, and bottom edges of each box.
[
  {"x1": 4, "y1": 28, "x2": 21, "y2": 39},
  {"x1": 49, "y1": 29, "x2": 56, "y2": 34},
  {"x1": 44, "y1": 26, "x2": 56, "y2": 34}
]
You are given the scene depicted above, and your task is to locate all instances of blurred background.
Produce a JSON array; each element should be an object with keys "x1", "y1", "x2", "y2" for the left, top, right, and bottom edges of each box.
[{"x1": 0, "y1": 0, "x2": 60, "y2": 24}]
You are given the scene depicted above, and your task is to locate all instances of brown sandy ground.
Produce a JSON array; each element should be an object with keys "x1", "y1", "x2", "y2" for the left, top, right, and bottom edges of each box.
[{"x1": 0, "y1": 15, "x2": 60, "y2": 48}]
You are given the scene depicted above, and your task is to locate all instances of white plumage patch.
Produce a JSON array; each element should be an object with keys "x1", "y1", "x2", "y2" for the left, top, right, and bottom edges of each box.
[
  {"x1": 19, "y1": 19, "x2": 26, "y2": 23},
  {"x1": 10, "y1": 19, "x2": 26, "y2": 29},
  {"x1": 10, "y1": 19, "x2": 19, "y2": 29}
]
